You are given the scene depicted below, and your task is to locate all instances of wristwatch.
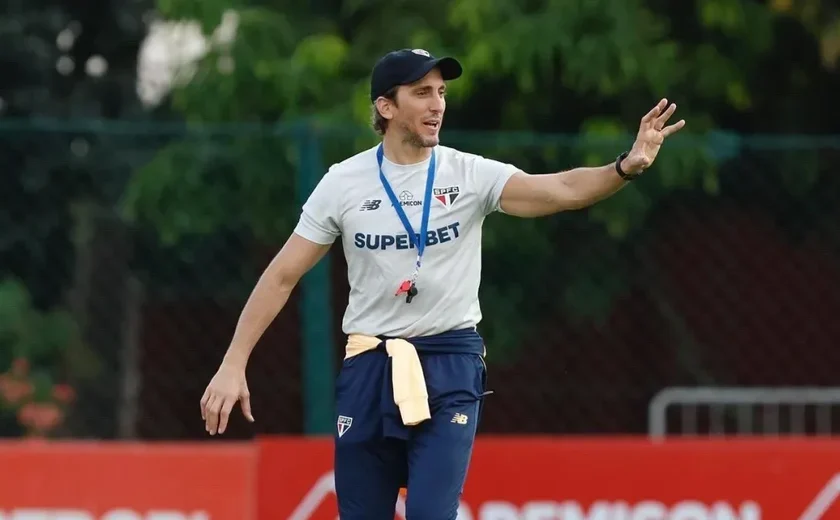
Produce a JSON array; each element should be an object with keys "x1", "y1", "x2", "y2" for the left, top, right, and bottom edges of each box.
[{"x1": 615, "y1": 151, "x2": 641, "y2": 181}]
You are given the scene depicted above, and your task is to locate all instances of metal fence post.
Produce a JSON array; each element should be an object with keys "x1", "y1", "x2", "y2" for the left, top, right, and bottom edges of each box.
[{"x1": 296, "y1": 120, "x2": 335, "y2": 435}]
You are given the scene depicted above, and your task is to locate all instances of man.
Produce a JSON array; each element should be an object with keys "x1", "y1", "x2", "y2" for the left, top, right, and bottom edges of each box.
[{"x1": 200, "y1": 48, "x2": 685, "y2": 518}]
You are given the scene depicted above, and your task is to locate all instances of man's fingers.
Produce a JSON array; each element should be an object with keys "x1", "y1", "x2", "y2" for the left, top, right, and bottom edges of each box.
[
  {"x1": 641, "y1": 98, "x2": 668, "y2": 124},
  {"x1": 205, "y1": 395, "x2": 220, "y2": 434},
  {"x1": 200, "y1": 389, "x2": 210, "y2": 420},
  {"x1": 217, "y1": 398, "x2": 236, "y2": 435},
  {"x1": 203, "y1": 393, "x2": 216, "y2": 421},
  {"x1": 662, "y1": 119, "x2": 686, "y2": 138},
  {"x1": 241, "y1": 394, "x2": 255, "y2": 423},
  {"x1": 655, "y1": 103, "x2": 677, "y2": 129}
]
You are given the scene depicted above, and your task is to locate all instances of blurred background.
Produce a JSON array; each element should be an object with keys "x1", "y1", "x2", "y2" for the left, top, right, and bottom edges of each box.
[{"x1": 2, "y1": 0, "x2": 840, "y2": 444}]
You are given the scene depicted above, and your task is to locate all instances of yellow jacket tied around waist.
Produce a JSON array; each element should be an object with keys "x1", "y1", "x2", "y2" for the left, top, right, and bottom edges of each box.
[{"x1": 345, "y1": 334, "x2": 430, "y2": 426}]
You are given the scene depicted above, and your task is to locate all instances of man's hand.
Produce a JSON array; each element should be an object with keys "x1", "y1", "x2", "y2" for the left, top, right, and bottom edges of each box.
[
  {"x1": 200, "y1": 361, "x2": 254, "y2": 435},
  {"x1": 622, "y1": 98, "x2": 686, "y2": 175}
]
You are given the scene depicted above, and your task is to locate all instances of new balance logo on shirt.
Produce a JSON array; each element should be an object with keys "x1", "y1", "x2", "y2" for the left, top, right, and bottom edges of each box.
[{"x1": 360, "y1": 199, "x2": 381, "y2": 211}]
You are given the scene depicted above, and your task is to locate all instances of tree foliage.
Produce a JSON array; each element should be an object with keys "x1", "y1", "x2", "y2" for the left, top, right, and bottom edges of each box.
[{"x1": 0, "y1": 0, "x2": 155, "y2": 306}]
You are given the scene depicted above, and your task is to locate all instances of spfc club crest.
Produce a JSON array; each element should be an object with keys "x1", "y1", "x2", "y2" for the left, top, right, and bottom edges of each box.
[
  {"x1": 337, "y1": 415, "x2": 353, "y2": 438},
  {"x1": 433, "y1": 185, "x2": 460, "y2": 210}
]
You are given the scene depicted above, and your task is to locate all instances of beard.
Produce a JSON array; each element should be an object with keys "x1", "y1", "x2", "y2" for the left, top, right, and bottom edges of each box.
[{"x1": 399, "y1": 120, "x2": 438, "y2": 148}]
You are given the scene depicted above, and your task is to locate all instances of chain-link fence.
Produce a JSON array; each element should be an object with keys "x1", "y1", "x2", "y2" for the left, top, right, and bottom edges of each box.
[{"x1": 1, "y1": 119, "x2": 839, "y2": 440}]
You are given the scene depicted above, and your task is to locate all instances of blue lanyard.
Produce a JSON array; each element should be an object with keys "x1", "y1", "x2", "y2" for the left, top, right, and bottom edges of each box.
[{"x1": 376, "y1": 143, "x2": 436, "y2": 283}]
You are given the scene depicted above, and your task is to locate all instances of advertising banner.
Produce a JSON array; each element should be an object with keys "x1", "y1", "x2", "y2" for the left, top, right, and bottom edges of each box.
[
  {"x1": 0, "y1": 441, "x2": 256, "y2": 520},
  {"x1": 258, "y1": 436, "x2": 840, "y2": 520},
  {"x1": 4, "y1": 437, "x2": 840, "y2": 519}
]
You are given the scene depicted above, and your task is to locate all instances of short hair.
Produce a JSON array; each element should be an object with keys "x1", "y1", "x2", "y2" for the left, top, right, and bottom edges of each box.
[{"x1": 371, "y1": 87, "x2": 398, "y2": 136}]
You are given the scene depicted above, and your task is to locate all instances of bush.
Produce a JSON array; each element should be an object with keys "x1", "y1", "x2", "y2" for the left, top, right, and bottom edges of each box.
[{"x1": 0, "y1": 279, "x2": 98, "y2": 438}]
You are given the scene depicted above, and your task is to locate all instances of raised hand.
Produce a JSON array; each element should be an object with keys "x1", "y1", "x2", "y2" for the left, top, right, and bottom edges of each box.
[{"x1": 622, "y1": 98, "x2": 686, "y2": 175}]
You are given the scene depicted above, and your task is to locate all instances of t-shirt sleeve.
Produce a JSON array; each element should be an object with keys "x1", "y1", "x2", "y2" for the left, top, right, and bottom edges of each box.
[
  {"x1": 293, "y1": 169, "x2": 342, "y2": 245},
  {"x1": 471, "y1": 155, "x2": 521, "y2": 215}
]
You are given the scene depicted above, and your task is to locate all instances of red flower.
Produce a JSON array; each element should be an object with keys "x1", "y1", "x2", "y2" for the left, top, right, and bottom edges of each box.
[
  {"x1": 17, "y1": 402, "x2": 37, "y2": 425},
  {"x1": 52, "y1": 384, "x2": 76, "y2": 404},
  {"x1": 18, "y1": 402, "x2": 63, "y2": 434},
  {"x1": 0, "y1": 374, "x2": 34, "y2": 405}
]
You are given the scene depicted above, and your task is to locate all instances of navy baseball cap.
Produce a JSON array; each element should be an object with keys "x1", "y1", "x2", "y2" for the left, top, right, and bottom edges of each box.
[{"x1": 369, "y1": 48, "x2": 463, "y2": 102}]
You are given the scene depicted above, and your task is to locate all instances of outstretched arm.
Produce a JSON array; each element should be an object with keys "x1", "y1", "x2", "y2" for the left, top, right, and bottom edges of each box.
[
  {"x1": 499, "y1": 99, "x2": 685, "y2": 218},
  {"x1": 499, "y1": 163, "x2": 628, "y2": 217}
]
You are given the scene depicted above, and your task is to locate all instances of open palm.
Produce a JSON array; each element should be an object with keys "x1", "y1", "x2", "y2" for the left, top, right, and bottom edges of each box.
[{"x1": 624, "y1": 98, "x2": 686, "y2": 174}]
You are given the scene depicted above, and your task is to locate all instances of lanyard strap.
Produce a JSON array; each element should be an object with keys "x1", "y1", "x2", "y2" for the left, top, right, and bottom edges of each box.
[{"x1": 376, "y1": 144, "x2": 436, "y2": 276}]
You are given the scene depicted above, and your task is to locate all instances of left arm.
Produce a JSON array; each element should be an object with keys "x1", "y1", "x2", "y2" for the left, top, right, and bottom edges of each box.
[
  {"x1": 499, "y1": 98, "x2": 686, "y2": 218},
  {"x1": 499, "y1": 161, "x2": 630, "y2": 217}
]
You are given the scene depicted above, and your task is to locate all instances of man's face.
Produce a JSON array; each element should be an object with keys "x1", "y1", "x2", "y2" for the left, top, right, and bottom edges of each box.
[{"x1": 385, "y1": 68, "x2": 447, "y2": 148}]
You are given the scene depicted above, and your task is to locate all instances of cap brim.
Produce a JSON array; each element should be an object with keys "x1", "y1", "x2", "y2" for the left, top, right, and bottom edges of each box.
[
  {"x1": 405, "y1": 56, "x2": 463, "y2": 84},
  {"x1": 433, "y1": 57, "x2": 463, "y2": 80}
]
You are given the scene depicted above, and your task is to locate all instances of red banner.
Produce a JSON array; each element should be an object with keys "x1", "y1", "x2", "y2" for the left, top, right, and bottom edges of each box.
[
  {"x1": 3, "y1": 437, "x2": 840, "y2": 519},
  {"x1": 0, "y1": 441, "x2": 257, "y2": 520},
  {"x1": 258, "y1": 436, "x2": 840, "y2": 520}
]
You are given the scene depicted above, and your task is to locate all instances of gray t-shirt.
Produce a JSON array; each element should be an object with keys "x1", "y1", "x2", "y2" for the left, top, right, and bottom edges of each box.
[{"x1": 293, "y1": 144, "x2": 519, "y2": 338}]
